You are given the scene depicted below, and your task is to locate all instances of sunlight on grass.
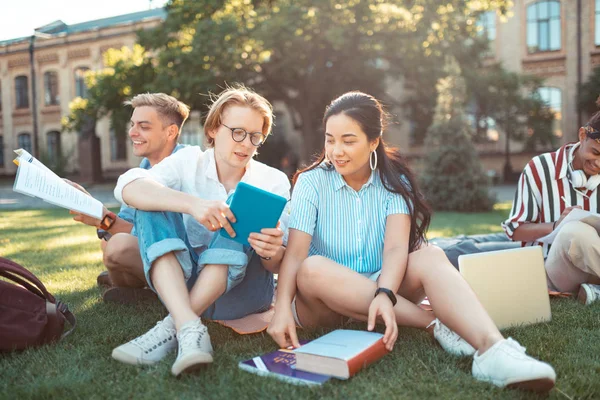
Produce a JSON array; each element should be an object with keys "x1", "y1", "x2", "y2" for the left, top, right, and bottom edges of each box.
[
  {"x1": 1, "y1": 208, "x2": 599, "y2": 399},
  {"x1": 493, "y1": 201, "x2": 512, "y2": 212},
  {"x1": 44, "y1": 234, "x2": 98, "y2": 250}
]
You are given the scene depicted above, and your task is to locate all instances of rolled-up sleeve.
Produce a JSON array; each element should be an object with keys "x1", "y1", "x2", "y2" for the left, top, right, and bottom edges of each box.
[
  {"x1": 501, "y1": 165, "x2": 540, "y2": 239},
  {"x1": 289, "y1": 173, "x2": 318, "y2": 236},
  {"x1": 114, "y1": 148, "x2": 192, "y2": 207}
]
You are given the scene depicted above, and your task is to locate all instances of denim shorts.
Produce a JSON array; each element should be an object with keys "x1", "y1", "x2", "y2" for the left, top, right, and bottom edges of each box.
[{"x1": 135, "y1": 211, "x2": 250, "y2": 297}]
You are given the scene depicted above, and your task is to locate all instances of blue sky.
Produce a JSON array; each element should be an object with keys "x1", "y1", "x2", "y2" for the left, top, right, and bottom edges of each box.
[{"x1": 0, "y1": 0, "x2": 169, "y2": 41}]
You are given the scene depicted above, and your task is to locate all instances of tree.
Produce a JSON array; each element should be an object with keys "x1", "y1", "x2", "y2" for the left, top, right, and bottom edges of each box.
[
  {"x1": 67, "y1": 0, "x2": 514, "y2": 166},
  {"x1": 463, "y1": 63, "x2": 554, "y2": 180},
  {"x1": 62, "y1": 45, "x2": 157, "y2": 180},
  {"x1": 579, "y1": 65, "x2": 600, "y2": 122},
  {"x1": 420, "y1": 57, "x2": 493, "y2": 212},
  {"x1": 136, "y1": 0, "x2": 513, "y2": 161}
]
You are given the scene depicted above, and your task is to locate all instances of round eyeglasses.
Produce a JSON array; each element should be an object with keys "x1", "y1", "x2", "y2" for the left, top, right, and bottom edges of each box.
[{"x1": 221, "y1": 123, "x2": 266, "y2": 147}]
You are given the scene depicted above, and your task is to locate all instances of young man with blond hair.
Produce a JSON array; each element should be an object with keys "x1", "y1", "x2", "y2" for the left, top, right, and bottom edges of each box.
[{"x1": 68, "y1": 92, "x2": 189, "y2": 303}]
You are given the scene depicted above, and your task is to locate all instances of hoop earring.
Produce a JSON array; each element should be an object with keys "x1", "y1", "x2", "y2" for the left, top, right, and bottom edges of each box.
[{"x1": 370, "y1": 150, "x2": 378, "y2": 171}]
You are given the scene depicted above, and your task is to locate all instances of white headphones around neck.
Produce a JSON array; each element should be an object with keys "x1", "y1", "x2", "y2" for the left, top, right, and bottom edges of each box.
[{"x1": 568, "y1": 145, "x2": 600, "y2": 191}]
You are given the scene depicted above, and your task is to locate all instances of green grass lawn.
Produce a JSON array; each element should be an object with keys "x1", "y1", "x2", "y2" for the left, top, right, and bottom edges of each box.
[{"x1": 1, "y1": 206, "x2": 599, "y2": 399}]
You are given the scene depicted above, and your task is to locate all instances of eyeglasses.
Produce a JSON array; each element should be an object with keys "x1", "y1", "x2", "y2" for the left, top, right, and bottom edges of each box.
[{"x1": 221, "y1": 123, "x2": 266, "y2": 147}]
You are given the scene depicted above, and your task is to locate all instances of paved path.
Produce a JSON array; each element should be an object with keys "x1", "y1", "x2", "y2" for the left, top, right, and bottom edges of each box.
[
  {"x1": 0, "y1": 181, "x2": 121, "y2": 210},
  {"x1": 0, "y1": 179, "x2": 517, "y2": 211}
]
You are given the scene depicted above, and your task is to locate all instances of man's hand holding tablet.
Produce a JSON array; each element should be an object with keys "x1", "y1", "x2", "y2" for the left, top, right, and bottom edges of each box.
[{"x1": 190, "y1": 198, "x2": 237, "y2": 237}]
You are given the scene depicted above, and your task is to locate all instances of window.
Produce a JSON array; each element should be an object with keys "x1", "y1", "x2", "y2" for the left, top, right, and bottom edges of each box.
[
  {"x1": 596, "y1": 0, "x2": 600, "y2": 45},
  {"x1": 74, "y1": 67, "x2": 90, "y2": 98},
  {"x1": 15, "y1": 76, "x2": 29, "y2": 109},
  {"x1": 47, "y1": 131, "x2": 61, "y2": 163},
  {"x1": 477, "y1": 11, "x2": 496, "y2": 51},
  {"x1": 18, "y1": 133, "x2": 32, "y2": 153},
  {"x1": 527, "y1": 1, "x2": 561, "y2": 53},
  {"x1": 110, "y1": 129, "x2": 127, "y2": 161},
  {"x1": 0, "y1": 135, "x2": 4, "y2": 167},
  {"x1": 537, "y1": 87, "x2": 562, "y2": 137},
  {"x1": 44, "y1": 71, "x2": 59, "y2": 106}
]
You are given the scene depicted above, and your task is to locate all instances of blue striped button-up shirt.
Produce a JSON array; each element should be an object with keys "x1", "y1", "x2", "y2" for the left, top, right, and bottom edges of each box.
[{"x1": 289, "y1": 165, "x2": 410, "y2": 274}]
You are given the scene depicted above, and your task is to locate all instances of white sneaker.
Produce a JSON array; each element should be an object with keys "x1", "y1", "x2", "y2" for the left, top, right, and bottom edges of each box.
[
  {"x1": 171, "y1": 318, "x2": 213, "y2": 376},
  {"x1": 428, "y1": 318, "x2": 476, "y2": 357},
  {"x1": 112, "y1": 315, "x2": 177, "y2": 366},
  {"x1": 472, "y1": 338, "x2": 556, "y2": 392},
  {"x1": 578, "y1": 283, "x2": 600, "y2": 305}
]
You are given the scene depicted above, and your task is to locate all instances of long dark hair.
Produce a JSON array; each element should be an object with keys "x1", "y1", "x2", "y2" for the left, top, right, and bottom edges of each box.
[{"x1": 293, "y1": 91, "x2": 431, "y2": 253}]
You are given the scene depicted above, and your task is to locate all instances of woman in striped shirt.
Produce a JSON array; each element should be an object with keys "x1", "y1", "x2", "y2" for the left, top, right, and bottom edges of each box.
[{"x1": 268, "y1": 91, "x2": 556, "y2": 392}]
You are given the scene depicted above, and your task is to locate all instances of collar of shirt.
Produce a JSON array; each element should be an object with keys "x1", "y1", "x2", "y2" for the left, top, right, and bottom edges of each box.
[
  {"x1": 331, "y1": 165, "x2": 377, "y2": 192},
  {"x1": 556, "y1": 142, "x2": 579, "y2": 180},
  {"x1": 204, "y1": 148, "x2": 254, "y2": 185}
]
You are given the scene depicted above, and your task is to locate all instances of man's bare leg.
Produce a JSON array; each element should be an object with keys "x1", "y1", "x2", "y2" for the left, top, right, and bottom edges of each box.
[{"x1": 103, "y1": 233, "x2": 146, "y2": 287}]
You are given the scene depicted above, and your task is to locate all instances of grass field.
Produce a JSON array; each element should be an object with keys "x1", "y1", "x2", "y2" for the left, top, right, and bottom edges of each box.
[{"x1": 1, "y1": 205, "x2": 599, "y2": 399}]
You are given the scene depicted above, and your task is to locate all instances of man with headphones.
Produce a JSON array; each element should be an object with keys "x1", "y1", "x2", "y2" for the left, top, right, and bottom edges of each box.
[{"x1": 502, "y1": 111, "x2": 600, "y2": 305}]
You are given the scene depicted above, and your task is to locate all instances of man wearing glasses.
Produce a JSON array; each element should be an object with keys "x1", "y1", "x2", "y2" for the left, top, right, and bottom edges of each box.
[
  {"x1": 502, "y1": 108, "x2": 600, "y2": 305},
  {"x1": 67, "y1": 93, "x2": 189, "y2": 303}
]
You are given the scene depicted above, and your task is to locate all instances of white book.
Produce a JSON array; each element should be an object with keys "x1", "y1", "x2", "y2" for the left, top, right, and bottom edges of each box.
[
  {"x1": 538, "y1": 208, "x2": 600, "y2": 244},
  {"x1": 12, "y1": 152, "x2": 103, "y2": 219}
]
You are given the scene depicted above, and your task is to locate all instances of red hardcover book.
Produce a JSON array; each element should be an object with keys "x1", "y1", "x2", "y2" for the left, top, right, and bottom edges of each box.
[{"x1": 294, "y1": 330, "x2": 390, "y2": 379}]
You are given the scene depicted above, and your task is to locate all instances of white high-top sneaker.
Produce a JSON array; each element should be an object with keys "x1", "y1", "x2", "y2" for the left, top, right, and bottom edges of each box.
[
  {"x1": 171, "y1": 318, "x2": 214, "y2": 376},
  {"x1": 112, "y1": 315, "x2": 177, "y2": 366},
  {"x1": 578, "y1": 283, "x2": 600, "y2": 305},
  {"x1": 427, "y1": 318, "x2": 476, "y2": 357},
  {"x1": 472, "y1": 338, "x2": 556, "y2": 392}
]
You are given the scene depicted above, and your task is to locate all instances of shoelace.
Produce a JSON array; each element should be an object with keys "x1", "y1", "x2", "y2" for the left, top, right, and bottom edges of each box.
[
  {"x1": 133, "y1": 319, "x2": 174, "y2": 350},
  {"x1": 178, "y1": 323, "x2": 207, "y2": 352},
  {"x1": 590, "y1": 284, "x2": 600, "y2": 298},
  {"x1": 500, "y1": 337, "x2": 529, "y2": 360},
  {"x1": 431, "y1": 320, "x2": 462, "y2": 345}
]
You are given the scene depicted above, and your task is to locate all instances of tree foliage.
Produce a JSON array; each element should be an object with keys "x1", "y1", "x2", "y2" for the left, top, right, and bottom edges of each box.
[
  {"x1": 464, "y1": 62, "x2": 555, "y2": 152},
  {"x1": 62, "y1": 44, "x2": 156, "y2": 138},
  {"x1": 420, "y1": 58, "x2": 494, "y2": 212},
  {"x1": 579, "y1": 65, "x2": 600, "y2": 120},
  {"x1": 66, "y1": 0, "x2": 516, "y2": 162}
]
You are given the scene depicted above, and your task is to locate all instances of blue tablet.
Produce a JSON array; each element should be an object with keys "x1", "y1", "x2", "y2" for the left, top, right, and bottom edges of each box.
[{"x1": 219, "y1": 182, "x2": 287, "y2": 246}]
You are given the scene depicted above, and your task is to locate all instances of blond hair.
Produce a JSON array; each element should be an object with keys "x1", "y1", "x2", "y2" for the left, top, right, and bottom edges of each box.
[
  {"x1": 125, "y1": 93, "x2": 190, "y2": 134},
  {"x1": 204, "y1": 85, "x2": 273, "y2": 147}
]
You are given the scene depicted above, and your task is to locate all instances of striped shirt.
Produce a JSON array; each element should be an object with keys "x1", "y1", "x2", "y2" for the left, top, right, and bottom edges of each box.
[
  {"x1": 289, "y1": 164, "x2": 410, "y2": 274},
  {"x1": 502, "y1": 142, "x2": 600, "y2": 258}
]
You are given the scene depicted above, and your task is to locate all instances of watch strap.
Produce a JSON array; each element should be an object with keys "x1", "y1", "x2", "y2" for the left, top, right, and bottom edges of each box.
[{"x1": 374, "y1": 287, "x2": 397, "y2": 306}]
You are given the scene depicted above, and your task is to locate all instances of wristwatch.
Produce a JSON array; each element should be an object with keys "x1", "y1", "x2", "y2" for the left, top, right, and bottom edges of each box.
[
  {"x1": 374, "y1": 287, "x2": 397, "y2": 306},
  {"x1": 99, "y1": 211, "x2": 117, "y2": 231},
  {"x1": 96, "y1": 229, "x2": 112, "y2": 242}
]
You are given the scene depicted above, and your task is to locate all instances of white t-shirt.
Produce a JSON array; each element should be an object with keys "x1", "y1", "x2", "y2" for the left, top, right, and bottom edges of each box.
[{"x1": 114, "y1": 146, "x2": 291, "y2": 250}]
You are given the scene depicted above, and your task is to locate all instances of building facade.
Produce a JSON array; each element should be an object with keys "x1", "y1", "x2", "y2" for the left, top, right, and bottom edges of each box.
[
  {"x1": 0, "y1": 1, "x2": 595, "y2": 179},
  {"x1": 0, "y1": 8, "x2": 170, "y2": 177}
]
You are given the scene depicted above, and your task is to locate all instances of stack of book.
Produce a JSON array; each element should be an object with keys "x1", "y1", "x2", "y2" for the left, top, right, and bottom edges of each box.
[{"x1": 239, "y1": 329, "x2": 389, "y2": 386}]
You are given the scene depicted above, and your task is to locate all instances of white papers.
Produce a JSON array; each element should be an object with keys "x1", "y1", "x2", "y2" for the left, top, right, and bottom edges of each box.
[
  {"x1": 538, "y1": 209, "x2": 600, "y2": 244},
  {"x1": 12, "y1": 153, "x2": 103, "y2": 219},
  {"x1": 14, "y1": 148, "x2": 56, "y2": 176}
]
